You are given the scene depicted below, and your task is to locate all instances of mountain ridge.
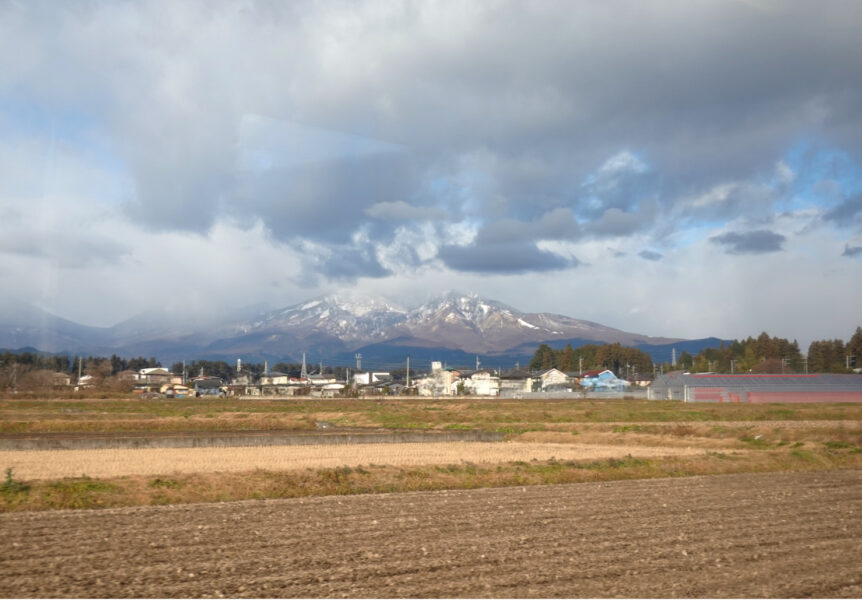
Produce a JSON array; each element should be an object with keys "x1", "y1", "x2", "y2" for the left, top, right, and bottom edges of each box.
[{"x1": 0, "y1": 292, "x2": 697, "y2": 365}]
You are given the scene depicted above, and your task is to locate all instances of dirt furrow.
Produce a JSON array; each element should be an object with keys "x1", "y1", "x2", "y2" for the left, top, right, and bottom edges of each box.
[{"x1": 1, "y1": 470, "x2": 861, "y2": 597}]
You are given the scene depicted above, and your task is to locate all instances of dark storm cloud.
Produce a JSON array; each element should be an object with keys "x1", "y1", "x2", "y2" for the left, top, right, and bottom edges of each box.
[
  {"x1": 474, "y1": 208, "x2": 581, "y2": 244},
  {"x1": 638, "y1": 250, "x2": 663, "y2": 262},
  {"x1": 438, "y1": 242, "x2": 577, "y2": 274},
  {"x1": 709, "y1": 230, "x2": 787, "y2": 255},
  {"x1": 823, "y1": 193, "x2": 862, "y2": 226},
  {"x1": 842, "y1": 244, "x2": 862, "y2": 258},
  {"x1": 298, "y1": 240, "x2": 392, "y2": 286},
  {"x1": 3, "y1": 0, "x2": 862, "y2": 280},
  {"x1": 236, "y1": 152, "x2": 420, "y2": 244},
  {"x1": 590, "y1": 208, "x2": 644, "y2": 238}
]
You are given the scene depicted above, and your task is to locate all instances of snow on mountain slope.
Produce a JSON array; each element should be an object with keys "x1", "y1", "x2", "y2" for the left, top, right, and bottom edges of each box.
[
  {"x1": 390, "y1": 291, "x2": 671, "y2": 353},
  {"x1": 234, "y1": 292, "x2": 407, "y2": 343},
  {"x1": 2, "y1": 292, "x2": 681, "y2": 361}
]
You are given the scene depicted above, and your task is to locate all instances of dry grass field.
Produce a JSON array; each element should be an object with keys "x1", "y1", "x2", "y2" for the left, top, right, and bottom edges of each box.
[
  {"x1": 1, "y1": 396, "x2": 861, "y2": 512},
  {"x1": 1, "y1": 441, "x2": 706, "y2": 480}
]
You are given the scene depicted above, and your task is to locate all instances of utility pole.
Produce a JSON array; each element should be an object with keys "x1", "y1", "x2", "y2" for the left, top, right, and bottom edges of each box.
[
  {"x1": 579, "y1": 357, "x2": 583, "y2": 376},
  {"x1": 77, "y1": 356, "x2": 83, "y2": 384},
  {"x1": 804, "y1": 356, "x2": 808, "y2": 374},
  {"x1": 301, "y1": 353, "x2": 307, "y2": 381},
  {"x1": 475, "y1": 355, "x2": 480, "y2": 371},
  {"x1": 406, "y1": 357, "x2": 410, "y2": 388},
  {"x1": 355, "y1": 353, "x2": 362, "y2": 371},
  {"x1": 730, "y1": 359, "x2": 735, "y2": 374}
]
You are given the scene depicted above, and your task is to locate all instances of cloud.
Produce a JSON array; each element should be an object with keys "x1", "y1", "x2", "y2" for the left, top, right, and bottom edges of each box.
[
  {"x1": 474, "y1": 208, "x2": 581, "y2": 244},
  {"x1": 823, "y1": 193, "x2": 862, "y2": 225},
  {"x1": 590, "y1": 208, "x2": 644, "y2": 237},
  {"x1": 364, "y1": 201, "x2": 446, "y2": 222},
  {"x1": 638, "y1": 250, "x2": 663, "y2": 261},
  {"x1": 437, "y1": 242, "x2": 576, "y2": 274},
  {"x1": 1, "y1": 0, "x2": 862, "y2": 342},
  {"x1": 709, "y1": 230, "x2": 787, "y2": 254},
  {"x1": 842, "y1": 244, "x2": 862, "y2": 258}
]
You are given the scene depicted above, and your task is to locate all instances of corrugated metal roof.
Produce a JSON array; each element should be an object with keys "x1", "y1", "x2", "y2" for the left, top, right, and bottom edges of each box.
[{"x1": 660, "y1": 373, "x2": 862, "y2": 391}]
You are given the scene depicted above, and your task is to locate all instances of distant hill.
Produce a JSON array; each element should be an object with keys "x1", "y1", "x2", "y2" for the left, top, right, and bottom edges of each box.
[{"x1": 0, "y1": 292, "x2": 727, "y2": 367}]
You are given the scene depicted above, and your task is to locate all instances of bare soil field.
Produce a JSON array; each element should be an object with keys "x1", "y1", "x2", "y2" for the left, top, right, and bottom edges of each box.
[
  {"x1": 2, "y1": 469, "x2": 861, "y2": 598},
  {"x1": 0, "y1": 441, "x2": 706, "y2": 480}
]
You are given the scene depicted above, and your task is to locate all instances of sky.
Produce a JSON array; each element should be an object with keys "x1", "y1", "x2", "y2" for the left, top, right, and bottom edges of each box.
[{"x1": 1, "y1": 0, "x2": 862, "y2": 351}]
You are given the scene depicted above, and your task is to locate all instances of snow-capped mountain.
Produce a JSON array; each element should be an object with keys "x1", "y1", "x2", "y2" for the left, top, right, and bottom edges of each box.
[
  {"x1": 391, "y1": 292, "x2": 672, "y2": 353},
  {"x1": 1, "y1": 291, "x2": 687, "y2": 364},
  {"x1": 234, "y1": 292, "x2": 408, "y2": 343}
]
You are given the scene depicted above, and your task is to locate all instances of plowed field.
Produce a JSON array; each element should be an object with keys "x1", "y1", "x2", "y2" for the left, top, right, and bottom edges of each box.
[{"x1": 2, "y1": 469, "x2": 861, "y2": 598}]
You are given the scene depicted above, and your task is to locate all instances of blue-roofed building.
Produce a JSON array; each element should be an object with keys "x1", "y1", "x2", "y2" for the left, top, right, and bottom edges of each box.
[{"x1": 579, "y1": 369, "x2": 628, "y2": 392}]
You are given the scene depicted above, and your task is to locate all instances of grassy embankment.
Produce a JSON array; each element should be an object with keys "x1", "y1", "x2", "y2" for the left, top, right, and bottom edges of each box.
[{"x1": 1, "y1": 397, "x2": 861, "y2": 511}]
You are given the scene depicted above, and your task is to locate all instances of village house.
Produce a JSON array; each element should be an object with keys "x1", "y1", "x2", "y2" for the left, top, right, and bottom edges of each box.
[
  {"x1": 579, "y1": 369, "x2": 628, "y2": 391},
  {"x1": 418, "y1": 361, "x2": 463, "y2": 396},
  {"x1": 134, "y1": 367, "x2": 181, "y2": 392},
  {"x1": 191, "y1": 375, "x2": 224, "y2": 397},
  {"x1": 464, "y1": 370, "x2": 501, "y2": 396},
  {"x1": 539, "y1": 368, "x2": 572, "y2": 392},
  {"x1": 499, "y1": 369, "x2": 534, "y2": 396}
]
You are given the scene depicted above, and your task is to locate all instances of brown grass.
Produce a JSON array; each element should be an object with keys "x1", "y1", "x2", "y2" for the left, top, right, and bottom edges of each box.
[
  {"x1": 4, "y1": 397, "x2": 862, "y2": 436},
  {"x1": 3, "y1": 447, "x2": 860, "y2": 512},
  {"x1": 0, "y1": 441, "x2": 707, "y2": 480},
  {"x1": 3, "y1": 396, "x2": 861, "y2": 512}
]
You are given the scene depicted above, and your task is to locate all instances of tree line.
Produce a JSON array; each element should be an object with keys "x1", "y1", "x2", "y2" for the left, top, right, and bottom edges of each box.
[
  {"x1": 677, "y1": 328, "x2": 862, "y2": 374},
  {"x1": 528, "y1": 343, "x2": 654, "y2": 376},
  {"x1": 0, "y1": 351, "x2": 162, "y2": 392},
  {"x1": 528, "y1": 327, "x2": 862, "y2": 377}
]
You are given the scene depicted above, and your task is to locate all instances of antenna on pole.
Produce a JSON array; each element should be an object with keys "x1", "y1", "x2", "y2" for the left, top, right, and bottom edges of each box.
[{"x1": 355, "y1": 353, "x2": 362, "y2": 371}]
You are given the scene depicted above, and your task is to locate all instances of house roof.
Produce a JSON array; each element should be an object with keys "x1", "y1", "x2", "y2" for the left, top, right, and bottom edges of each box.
[
  {"x1": 580, "y1": 369, "x2": 611, "y2": 378},
  {"x1": 652, "y1": 373, "x2": 862, "y2": 392},
  {"x1": 500, "y1": 369, "x2": 532, "y2": 379}
]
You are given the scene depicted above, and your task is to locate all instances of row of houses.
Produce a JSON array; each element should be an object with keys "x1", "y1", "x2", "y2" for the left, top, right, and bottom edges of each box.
[
  {"x1": 101, "y1": 363, "x2": 642, "y2": 398},
  {"x1": 68, "y1": 363, "x2": 862, "y2": 403},
  {"x1": 413, "y1": 362, "x2": 638, "y2": 397}
]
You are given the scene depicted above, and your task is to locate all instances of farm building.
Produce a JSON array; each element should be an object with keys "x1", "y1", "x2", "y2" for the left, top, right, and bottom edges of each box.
[{"x1": 648, "y1": 372, "x2": 862, "y2": 403}]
